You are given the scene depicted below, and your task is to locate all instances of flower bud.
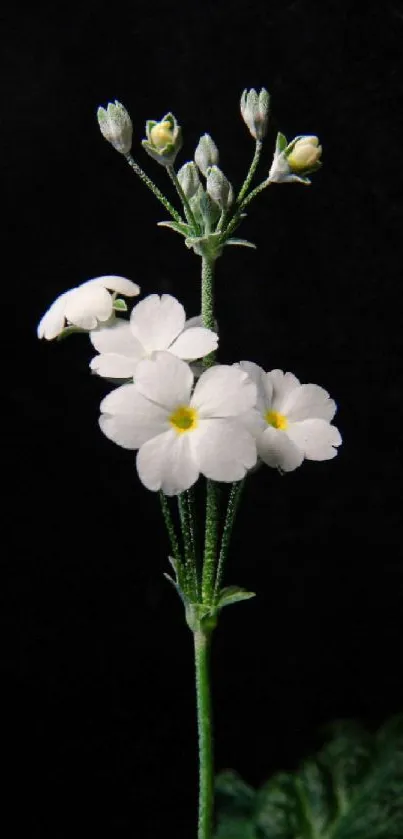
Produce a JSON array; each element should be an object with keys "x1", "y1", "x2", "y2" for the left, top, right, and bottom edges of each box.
[
  {"x1": 142, "y1": 112, "x2": 182, "y2": 166},
  {"x1": 240, "y1": 88, "x2": 270, "y2": 140},
  {"x1": 177, "y1": 162, "x2": 201, "y2": 199},
  {"x1": 206, "y1": 165, "x2": 234, "y2": 210},
  {"x1": 97, "y1": 101, "x2": 133, "y2": 154},
  {"x1": 268, "y1": 132, "x2": 322, "y2": 184},
  {"x1": 287, "y1": 136, "x2": 322, "y2": 173},
  {"x1": 194, "y1": 134, "x2": 219, "y2": 176}
]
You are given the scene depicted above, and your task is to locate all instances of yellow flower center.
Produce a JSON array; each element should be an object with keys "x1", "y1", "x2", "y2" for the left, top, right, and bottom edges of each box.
[
  {"x1": 150, "y1": 121, "x2": 174, "y2": 149},
  {"x1": 265, "y1": 410, "x2": 288, "y2": 430},
  {"x1": 169, "y1": 405, "x2": 198, "y2": 434}
]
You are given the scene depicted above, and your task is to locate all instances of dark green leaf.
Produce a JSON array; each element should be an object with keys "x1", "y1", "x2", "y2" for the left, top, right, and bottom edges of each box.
[{"x1": 217, "y1": 586, "x2": 256, "y2": 610}]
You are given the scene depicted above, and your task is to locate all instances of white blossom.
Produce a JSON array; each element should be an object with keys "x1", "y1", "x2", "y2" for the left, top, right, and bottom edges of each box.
[
  {"x1": 238, "y1": 362, "x2": 341, "y2": 472},
  {"x1": 90, "y1": 294, "x2": 218, "y2": 380},
  {"x1": 99, "y1": 352, "x2": 257, "y2": 495},
  {"x1": 37, "y1": 276, "x2": 140, "y2": 340}
]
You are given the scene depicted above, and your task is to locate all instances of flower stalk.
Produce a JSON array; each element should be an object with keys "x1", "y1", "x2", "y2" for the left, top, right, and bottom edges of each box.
[{"x1": 194, "y1": 629, "x2": 214, "y2": 839}]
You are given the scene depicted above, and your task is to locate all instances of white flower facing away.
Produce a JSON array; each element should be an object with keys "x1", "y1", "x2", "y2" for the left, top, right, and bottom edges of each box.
[
  {"x1": 37, "y1": 276, "x2": 140, "y2": 340},
  {"x1": 238, "y1": 362, "x2": 342, "y2": 472},
  {"x1": 90, "y1": 294, "x2": 218, "y2": 380},
  {"x1": 99, "y1": 352, "x2": 258, "y2": 495}
]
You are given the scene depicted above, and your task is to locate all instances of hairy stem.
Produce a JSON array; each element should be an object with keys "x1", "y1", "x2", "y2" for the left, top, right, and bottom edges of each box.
[
  {"x1": 124, "y1": 153, "x2": 183, "y2": 223},
  {"x1": 194, "y1": 629, "x2": 214, "y2": 839}
]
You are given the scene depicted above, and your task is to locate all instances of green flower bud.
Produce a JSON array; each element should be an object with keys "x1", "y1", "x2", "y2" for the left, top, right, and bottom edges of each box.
[
  {"x1": 268, "y1": 132, "x2": 322, "y2": 184},
  {"x1": 206, "y1": 165, "x2": 234, "y2": 210},
  {"x1": 240, "y1": 87, "x2": 270, "y2": 140},
  {"x1": 142, "y1": 112, "x2": 182, "y2": 166},
  {"x1": 97, "y1": 100, "x2": 133, "y2": 154},
  {"x1": 177, "y1": 162, "x2": 201, "y2": 199},
  {"x1": 194, "y1": 134, "x2": 219, "y2": 176}
]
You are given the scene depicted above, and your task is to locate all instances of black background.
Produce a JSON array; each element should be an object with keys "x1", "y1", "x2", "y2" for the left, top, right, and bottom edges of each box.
[{"x1": 4, "y1": 1, "x2": 403, "y2": 835}]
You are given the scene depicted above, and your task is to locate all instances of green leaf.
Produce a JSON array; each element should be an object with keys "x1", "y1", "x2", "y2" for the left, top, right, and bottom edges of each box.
[
  {"x1": 157, "y1": 220, "x2": 192, "y2": 237},
  {"x1": 56, "y1": 325, "x2": 87, "y2": 340},
  {"x1": 276, "y1": 132, "x2": 288, "y2": 154},
  {"x1": 225, "y1": 238, "x2": 257, "y2": 249},
  {"x1": 113, "y1": 298, "x2": 128, "y2": 312},
  {"x1": 217, "y1": 586, "x2": 256, "y2": 610}
]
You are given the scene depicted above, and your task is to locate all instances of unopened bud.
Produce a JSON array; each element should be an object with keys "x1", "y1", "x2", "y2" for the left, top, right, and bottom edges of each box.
[
  {"x1": 194, "y1": 134, "x2": 219, "y2": 176},
  {"x1": 142, "y1": 112, "x2": 182, "y2": 166},
  {"x1": 177, "y1": 162, "x2": 201, "y2": 199},
  {"x1": 97, "y1": 101, "x2": 133, "y2": 154},
  {"x1": 287, "y1": 136, "x2": 322, "y2": 173},
  {"x1": 240, "y1": 88, "x2": 270, "y2": 140},
  {"x1": 206, "y1": 165, "x2": 234, "y2": 210}
]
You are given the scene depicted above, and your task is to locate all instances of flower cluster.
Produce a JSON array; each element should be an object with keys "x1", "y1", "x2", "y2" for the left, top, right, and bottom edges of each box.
[{"x1": 38, "y1": 282, "x2": 341, "y2": 495}]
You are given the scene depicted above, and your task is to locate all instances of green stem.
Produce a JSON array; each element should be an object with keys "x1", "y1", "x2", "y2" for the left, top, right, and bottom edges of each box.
[
  {"x1": 124, "y1": 153, "x2": 183, "y2": 223},
  {"x1": 213, "y1": 480, "x2": 245, "y2": 602},
  {"x1": 159, "y1": 492, "x2": 182, "y2": 563},
  {"x1": 239, "y1": 177, "x2": 269, "y2": 211},
  {"x1": 202, "y1": 480, "x2": 220, "y2": 604},
  {"x1": 178, "y1": 493, "x2": 198, "y2": 599},
  {"x1": 236, "y1": 140, "x2": 263, "y2": 205},
  {"x1": 220, "y1": 178, "x2": 270, "y2": 242},
  {"x1": 194, "y1": 629, "x2": 214, "y2": 839},
  {"x1": 201, "y1": 256, "x2": 216, "y2": 368},
  {"x1": 167, "y1": 165, "x2": 199, "y2": 232}
]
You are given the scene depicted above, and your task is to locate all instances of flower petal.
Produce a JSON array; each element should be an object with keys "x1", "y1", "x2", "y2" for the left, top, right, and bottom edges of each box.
[
  {"x1": 130, "y1": 294, "x2": 185, "y2": 352},
  {"x1": 257, "y1": 427, "x2": 304, "y2": 471},
  {"x1": 100, "y1": 384, "x2": 168, "y2": 448},
  {"x1": 83, "y1": 275, "x2": 140, "y2": 296},
  {"x1": 168, "y1": 326, "x2": 218, "y2": 359},
  {"x1": 192, "y1": 365, "x2": 257, "y2": 418},
  {"x1": 137, "y1": 430, "x2": 199, "y2": 495},
  {"x1": 64, "y1": 285, "x2": 112, "y2": 329},
  {"x1": 238, "y1": 361, "x2": 269, "y2": 414},
  {"x1": 286, "y1": 419, "x2": 342, "y2": 461},
  {"x1": 90, "y1": 320, "x2": 143, "y2": 357},
  {"x1": 37, "y1": 289, "x2": 72, "y2": 339},
  {"x1": 134, "y1": 351, "x2": 194, "y2": 410},
  {"x1": 191, "y1": 419, "x2": 257, "y2": 481},
  {"x1": 282, "y1": 384, "x2": 337, "y2": 422},
  {"x1": 265, "y1": 369, "x2": 301, "y2": 412},
  {"x1": 90, "y1": 353, "x2": 138, "y2": 379}
]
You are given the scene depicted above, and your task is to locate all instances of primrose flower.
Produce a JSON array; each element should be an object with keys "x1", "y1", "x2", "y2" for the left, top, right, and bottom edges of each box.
[
  {"x1": 90, "y1": 294, "x2": 218, "y2": 379},
  {"x1": 268, "y1": 133, "x2": 322, "y2": 185},
  {"x1": 142, "y1": 113, "x2": 182, "y2": 166},
  {"x1": 37, "y1": 276, "x2": 140, "y2": 340},
  {"x1": 238, "y1": 362, "x2": 341, "y2": 472},
  {"x1": 99, "y1": 352, "x2": 257, "y2": 495}
]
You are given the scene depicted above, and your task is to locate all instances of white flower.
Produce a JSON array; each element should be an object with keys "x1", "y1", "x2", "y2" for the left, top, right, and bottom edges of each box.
[
  {"x1": 238, "y1": 362, "x2": 342, "y2": 472},
  {"x1": 37, "y1": 276, "x2": 140, "y2": 340},
  {"x1": 90, "y1": 294, "x2": 218, "y2": 380},
  {"x1": 99, "y1": 352, "x2": 257, "y2": 495}
]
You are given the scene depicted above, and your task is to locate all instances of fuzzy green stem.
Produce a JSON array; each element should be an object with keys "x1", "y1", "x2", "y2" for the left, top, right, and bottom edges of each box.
[
  {"x1": 178, "y1": 493, "x2": 198, "y2": 599},
  {"x1": 194, "y1": 629, "x2": 214, "y2": 839},
  {"x1": 159, "y1": 492, "x2": 182, "y2": 563},
  {"x1": 239, "y1": 177, "x2": 270, "y2": 211},
  {"x1": 167, "y1": 165, "x2": 199, "y2": 232},
  {"x1": 220, "y1": 178, "x2": 270, "y2": 242},
  {"x1": 201, "y1": 256, "x2": 216, "y2": 369},
  {"x1": 236, "y1": 140, "x2": 263, "y2": 205},
  {"x1": 202, "y1": 481, "x2": 220, "y2": 604},
  {"x1": 213, "y1": 480, "x2": 245, "y2": 602},
  {"x1": 124, "y1": 153, "x2": 183, "y2": 223}
]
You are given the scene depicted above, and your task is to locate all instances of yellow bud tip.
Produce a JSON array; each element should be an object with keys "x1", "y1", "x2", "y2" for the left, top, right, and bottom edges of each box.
[
  {"x1": 150, "y1": 121, "x2": 175, "y2": 150},
  {"x1": 287, "y1": 137, "x2": 322, "y2": 172}
]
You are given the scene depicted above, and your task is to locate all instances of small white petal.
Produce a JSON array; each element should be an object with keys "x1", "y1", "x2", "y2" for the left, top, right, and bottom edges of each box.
[
  {"x1": 238, "y1": 361, "x2": 270, "y2": 414},
  {"x1": 100, "y1": 384, "x2": 168, "y2": 447},
  {"x1": 130, "y1": 294, "x2": 185, "y2": 352},
  {"x1": 192, "y1": 365, "x2": 257, "y2": 418},
  {"x1": 169, "y1": 327, "x2": 218, "y2": 359},
  {"x1": 134, "y1": 351, "x2": 194, "y2": 410},
  {"x1": 191, "y1": 419, "x2": 257, "y2": 481},
  {"x1": 90, "y1": 320, "x2": 143, "y2": 357},
  {"x1": 83, "y1": 275, "x2": 140, "y2": 296},
  {"x1": 64, "y1": 285, "x2": 112, "y2": 329},
  {"x1": 282, "y1": 384, "x2": 337, "y2": 422},
  {"x1": 265, "y1": 369, "x2": 301, "y2": 412},
  {"x1": 287, "y1": 419, "x2": 342, "y2": 461},
  {"x1": 137, "y1": 430, "x2": 199, "y2": 495},
  {"x1": 37, "y1": 289, "x2": 72, "y2": 339},
  {"x1": 258, "y1": 426, "x2": 304, "y2": 471},
  {"x1": 90, "y1": 353, "x2": 138, "y2": 378}
]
